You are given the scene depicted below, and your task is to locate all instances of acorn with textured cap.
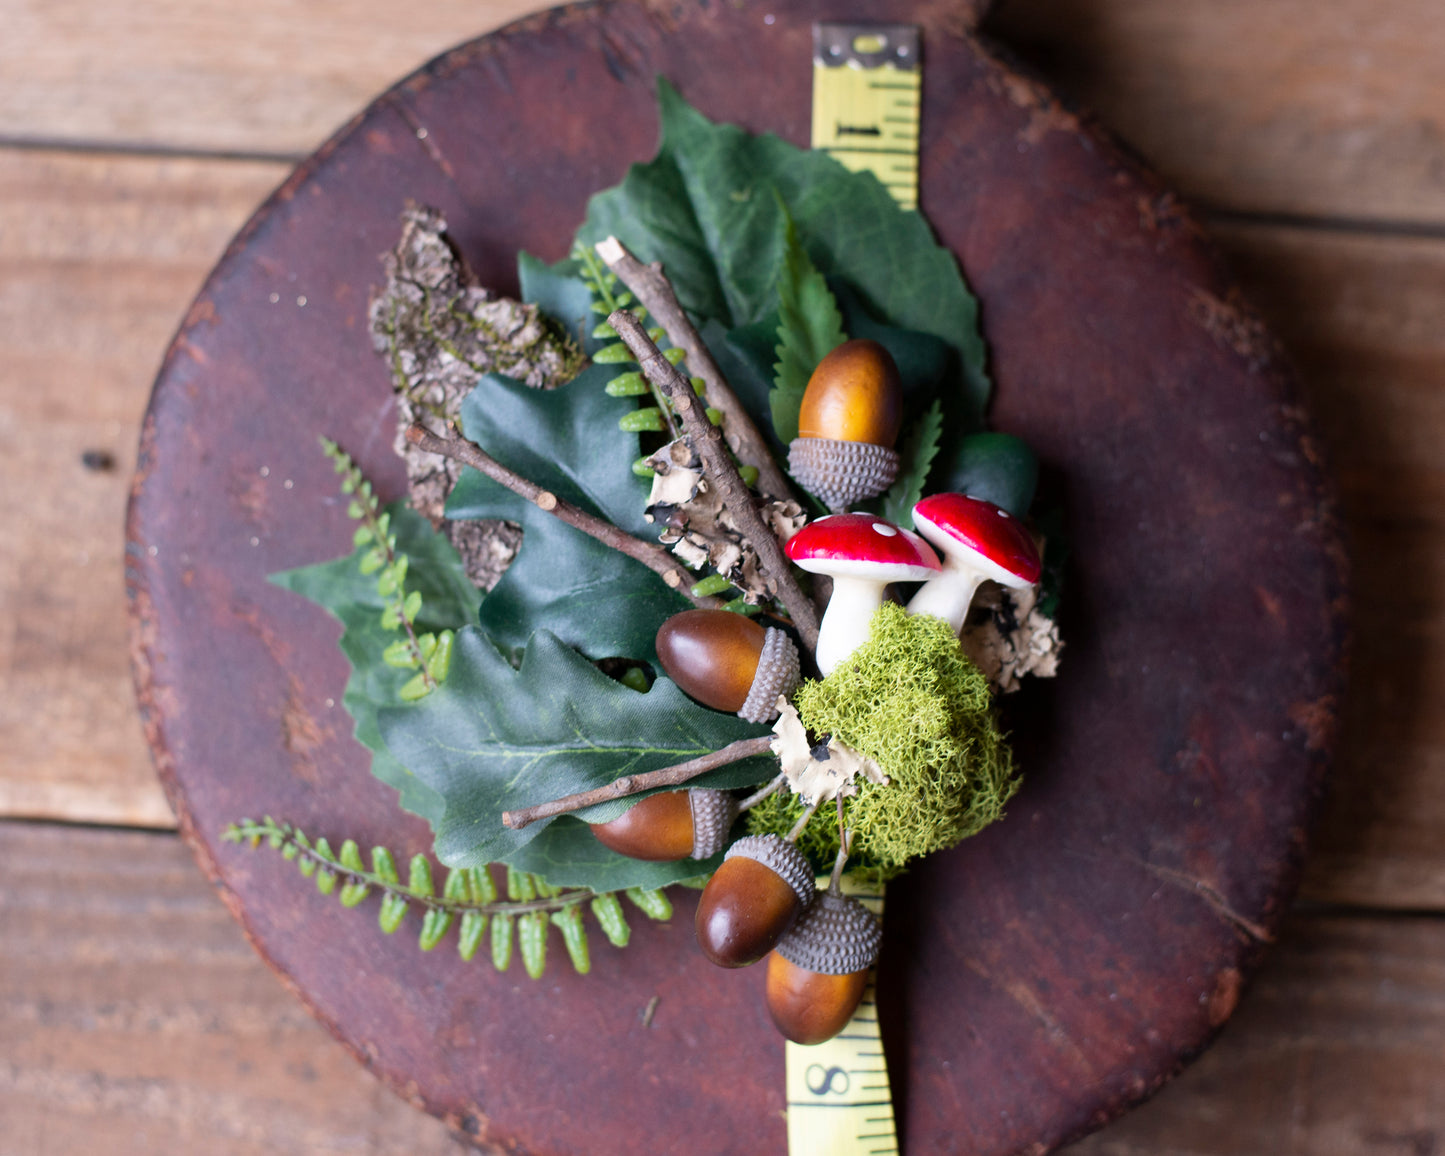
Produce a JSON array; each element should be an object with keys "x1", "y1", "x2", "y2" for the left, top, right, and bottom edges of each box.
[
  {"x1": 655, "y1": 610, "x2": 800, "y2": 724},
  {"x1": 695, "y1": 833, "x2": 816, "y2": 968},
  {"x1": 765, "y1": 882, "x2": 883, "y2": 1045},
  {"x1": 589, "y1": 788, "x2": 738, "y2": 862},
  {"x1": 788, "y1": 339, "x2": 904, "y2": 512}
]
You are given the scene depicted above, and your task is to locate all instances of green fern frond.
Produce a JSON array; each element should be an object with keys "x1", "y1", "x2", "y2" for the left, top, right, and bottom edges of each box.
[
  {"x1": 320, "y1": 438, "x2": 452, "y2": 700},
  {"x1": 223, "y1": 817, "x2": 660, "y2": 978}
]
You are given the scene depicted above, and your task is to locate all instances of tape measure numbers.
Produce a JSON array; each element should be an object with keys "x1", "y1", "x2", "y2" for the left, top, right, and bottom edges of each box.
[
  {"x1": 784, "y1": 878, "x2": 898, "y2": 1156},
  {"x1": 811, "y1": 23, "x2": 922, "y2": 210}
]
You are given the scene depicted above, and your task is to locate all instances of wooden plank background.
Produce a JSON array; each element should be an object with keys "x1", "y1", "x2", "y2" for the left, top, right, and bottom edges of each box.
[{"x1": 0, "y1": 0, "x2": 1440, "y2": 1150}]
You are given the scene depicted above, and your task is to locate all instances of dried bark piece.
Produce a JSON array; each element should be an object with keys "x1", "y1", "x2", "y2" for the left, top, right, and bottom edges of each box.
[
  {"x1": 643, "y1": 438, "x2": 807, "y2": 605},
  {"x1": 960, "y1": 582, "x2": 1064, "y2": 693},
  {"x1": 368, "y1": 205, "x2": 583, "y2": 588}
]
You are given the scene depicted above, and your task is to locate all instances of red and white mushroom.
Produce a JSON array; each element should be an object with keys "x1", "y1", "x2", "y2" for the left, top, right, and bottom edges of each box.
[
  {"x1": 785, "y1": 513, "x2": 941, "y2": 675},
  {"x1": 905, "y1": 493, "x2": 1043, "y2": 633}
]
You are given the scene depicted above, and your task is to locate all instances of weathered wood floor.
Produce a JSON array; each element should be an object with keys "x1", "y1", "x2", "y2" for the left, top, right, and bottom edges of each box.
[{"x1": 1, "y1": 1, "x2": 1441, "y2": 1151}]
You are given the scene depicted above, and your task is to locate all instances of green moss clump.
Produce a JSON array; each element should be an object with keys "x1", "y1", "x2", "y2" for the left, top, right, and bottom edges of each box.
[{"x1": 747, "y1": 603, "x2": 1020, "y2": 878}]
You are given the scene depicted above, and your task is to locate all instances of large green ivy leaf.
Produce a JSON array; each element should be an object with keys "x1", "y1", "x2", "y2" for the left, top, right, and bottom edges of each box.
[
  {"x1": 444, "y1": 366, "x2": 690, "y2": 665},
  {"x1": 270, "y1": 503, "x2": 479, "y2": 825},
  {"x1": 577, "y1": 78, "x2": 989, "y2": 427},
  {"x1": 377, "y1": 628, "x2": 776, "y2": 883}
]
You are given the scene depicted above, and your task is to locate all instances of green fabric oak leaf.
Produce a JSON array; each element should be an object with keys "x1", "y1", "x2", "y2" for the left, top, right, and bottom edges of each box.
[
  {"x1": 270, "y1": 501, "x2": 479, "y2": 826},
  {"x1": 377, "y1": 627, "x2": 776, "y2": 891}
]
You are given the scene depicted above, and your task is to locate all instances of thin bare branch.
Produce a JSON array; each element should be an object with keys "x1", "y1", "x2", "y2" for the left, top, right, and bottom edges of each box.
[
  {"x1": 501, "y1": 736, "x2": 776, "y2": 830},
  {"x1": 405, "y1": 424, "x2": 721, "y2": 610}
]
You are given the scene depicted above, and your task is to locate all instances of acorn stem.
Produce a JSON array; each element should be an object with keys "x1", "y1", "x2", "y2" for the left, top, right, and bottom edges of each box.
[
  {"x1": 786, "y1": 801, "x2": 821, "y2": 843},
  {"x1": 737, "y1": 772, "x2": 786, "y2": 813},
  {"x1": 829, "y1": 829, "x2": 853, "y2": 893}
]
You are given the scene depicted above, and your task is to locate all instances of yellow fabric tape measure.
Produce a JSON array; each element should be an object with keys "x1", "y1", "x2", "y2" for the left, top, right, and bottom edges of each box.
[
  {"x1": 811, "y1": 23, "x2": 922, "y2": 210},
  {"x1": 784, "y1": 24, "x2": 921, "y2": 1155},
  {"x1": 785, "y1": 876, "x2": 897, "y2": 1156}
]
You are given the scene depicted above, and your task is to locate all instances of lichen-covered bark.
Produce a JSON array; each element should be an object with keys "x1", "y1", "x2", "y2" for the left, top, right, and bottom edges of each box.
[{"x1": 368, "y1": 206, "x2": 583, "y2": 588}]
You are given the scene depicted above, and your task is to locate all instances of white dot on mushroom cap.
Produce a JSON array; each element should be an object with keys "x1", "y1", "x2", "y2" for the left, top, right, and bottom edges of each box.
[
  {"x1": 997, "y1": 509, "x2": 1010, "y2": 518},
  {"x1": 872, "y1": 522, "x2": 898, "y2": 537}
]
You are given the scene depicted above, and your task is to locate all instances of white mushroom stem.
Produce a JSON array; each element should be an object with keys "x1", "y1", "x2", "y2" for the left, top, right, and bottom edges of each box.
[
  {"x1": 815, "y1": 576, "x2": 893, "y2": 675},
  {"x1": 907, "y1": 554, "x2": 1029, "y2": 634}
]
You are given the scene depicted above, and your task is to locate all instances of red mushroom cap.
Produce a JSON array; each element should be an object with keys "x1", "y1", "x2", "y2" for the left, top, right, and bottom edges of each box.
[
  {"x1": 911, "y1": 494, "x2": 1042, "y2": 586},
  {"x1": 785, "y1": 513, "x2": 941, "y2": 581}
]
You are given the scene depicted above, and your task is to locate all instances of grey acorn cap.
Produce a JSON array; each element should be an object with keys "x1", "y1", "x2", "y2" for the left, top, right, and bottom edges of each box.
[
  {"x1": 688, "y1": 788, "x2": 739, "y2": 860},
  {"x1": 788, "y1": 437, "x2": 901, "y2": 513},
  {"x1": 738, "y1": 627, "x2": 801, "y2": 724},
  {"x1": 723, "y1": 834, "x2": 815, "y2": 904},
  {"x1": 775, "y1": 888, "x2": 883, "y2": 975}
]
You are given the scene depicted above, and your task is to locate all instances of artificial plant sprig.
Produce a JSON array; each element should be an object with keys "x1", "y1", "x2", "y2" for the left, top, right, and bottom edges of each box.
[
  {"x1": 595, "y1": 235, "x2": 798, "y2": 504},
  {"x1": 501, "y1": 734, "x2": 775, "y2": 830},
  {"x1": 223, "y1": 818, "x2": 674, "y2": 978},
  {"x1": 571, "y1": 239, "x2": 682, "y2": 442},
  {"x1": 608, "y1": 310, "x2": 822, "y2": 655},
  {"x1": 322, "y1": 439, "x2": 453, "y2": 699},
  {"x1": 404, "y1": 423, "x2": 724, "y2": 610}
]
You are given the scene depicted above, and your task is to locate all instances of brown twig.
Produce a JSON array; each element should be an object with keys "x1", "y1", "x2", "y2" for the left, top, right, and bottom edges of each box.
[
  {"x1": 501, "y1": 736, "x2": 776, "y2": 830},
  {"x1": 405, "y1": 424, "x2": 722, "y2": 610},
  {"x1": 595, "y1": 236, "x2": 797, "y2": 504},
  {"x1": 607, "y1": 311, "x2": 821, "y2": 655}
]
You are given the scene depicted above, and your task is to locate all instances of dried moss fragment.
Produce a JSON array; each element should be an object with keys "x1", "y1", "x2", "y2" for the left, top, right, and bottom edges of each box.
[{"x1": 748, "y1": 603, "x2": 1019, "y2": 879}]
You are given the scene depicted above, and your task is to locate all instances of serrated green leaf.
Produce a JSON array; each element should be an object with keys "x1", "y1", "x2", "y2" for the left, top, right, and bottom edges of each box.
[
  {"x1": 339, "y1": 840, "x2": 364, "y2": 871},
  {"x1": 458, "y1": 909, "x2": 488, "y2": 960},
  {"x1": 315, "y1": 867, "x2": 337, "y2": 895},
  {"x1": 604, "y1": 370, "x2": 650, "y2": 397},
  {"x1": 590, "y1": 893, "x2": 631, "y2": 947},
  {"x1": 519, "y1": 910, "x2": 549, "y2": 979},
  {"x1": 551, "y1": 904, "x2": 591, "y2": 974},
  {"x1": 577, "y1": 77, "x2": 989, "y2": 425},
  {"x1": 378, "y1": 892, "x2": 408, "y2": 934},
  {"x1": 397, "y1": 671, "x2": 432, "y2": 702},
  {"x1": 270, "y1": 502, "x2": 479, "y2": 827},
  {"x1": 592, "y1": 342, "x2": 634, "y2": 364},
  {"x1": 382, "y1": 638, "x2": 419, "y2": 668},
  {"x1": 771, "y1": 213, "x2": 846, "y2": 443},
  {"x1": 625, "y1": 887, "x2": 673, "y2": 921},
  {"x1": 491, "y1": 912, "x2": 514, "y2": 971},
  {"x1": 880, "y1": 399, "x2": 945, "y2": 526},
  {"x1": 467, "y1": 866, "x2": 497, "y2": 905},
  {"x1": 339, "y1": 878, "x2": 370, "y2": 907},
  {"x1": 419, "y1": 907, "x2": 453, "y2": 951},
  {"x1": 378, "y1": 629, "x2": 774, "y2": 885},
  {"x1": 408, "y1": 854, "x2": 434, "y2": 898},
  {"x1": 619, "y1": 407, "x2": 665, "y2": 433},
  {"x1": 372, "y1": 847, "x2": 400, "y2": 884},
  {"x1": 506, "y1": 864, "x2": 536, "y2": 903}
]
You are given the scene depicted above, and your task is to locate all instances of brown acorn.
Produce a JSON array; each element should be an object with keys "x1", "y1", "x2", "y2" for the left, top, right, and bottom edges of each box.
[
  {"x1": 788, "y1": 339, "x2": 904, "y2": 512},
  {"x1": 655, "y1": 610, "x2": 800, "y2": 724},
  {"x1": 695, "y1": 834, "x2": 815, "y2": 968},
  {"x1": 765, "y1": 887, "x2": 883, "y2": 1045},
  {"x1": 590, "y1": 788, "x2": 737, "y2": 862}
]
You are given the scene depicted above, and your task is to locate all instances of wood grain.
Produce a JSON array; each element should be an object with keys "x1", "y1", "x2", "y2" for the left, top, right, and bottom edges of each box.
[
  {"x1": 6, "y1": 820, "x2": 1443, "y2": 1156},
  {"x1": 1213, "y1": 223, "x2": 1445, "y2": 911},
  {"x1": 988, "y1": 0, "x2": 1445, "y2": 225},
  {"x1": 0, "y1": 0, "x2": 552, "y2": 158},
  {"x1": 0, "y1": 820, "x2": 471, "y2": 1155},
  {"x1": 0, "y1": 148, "x2": 287, "y2": 827}
]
